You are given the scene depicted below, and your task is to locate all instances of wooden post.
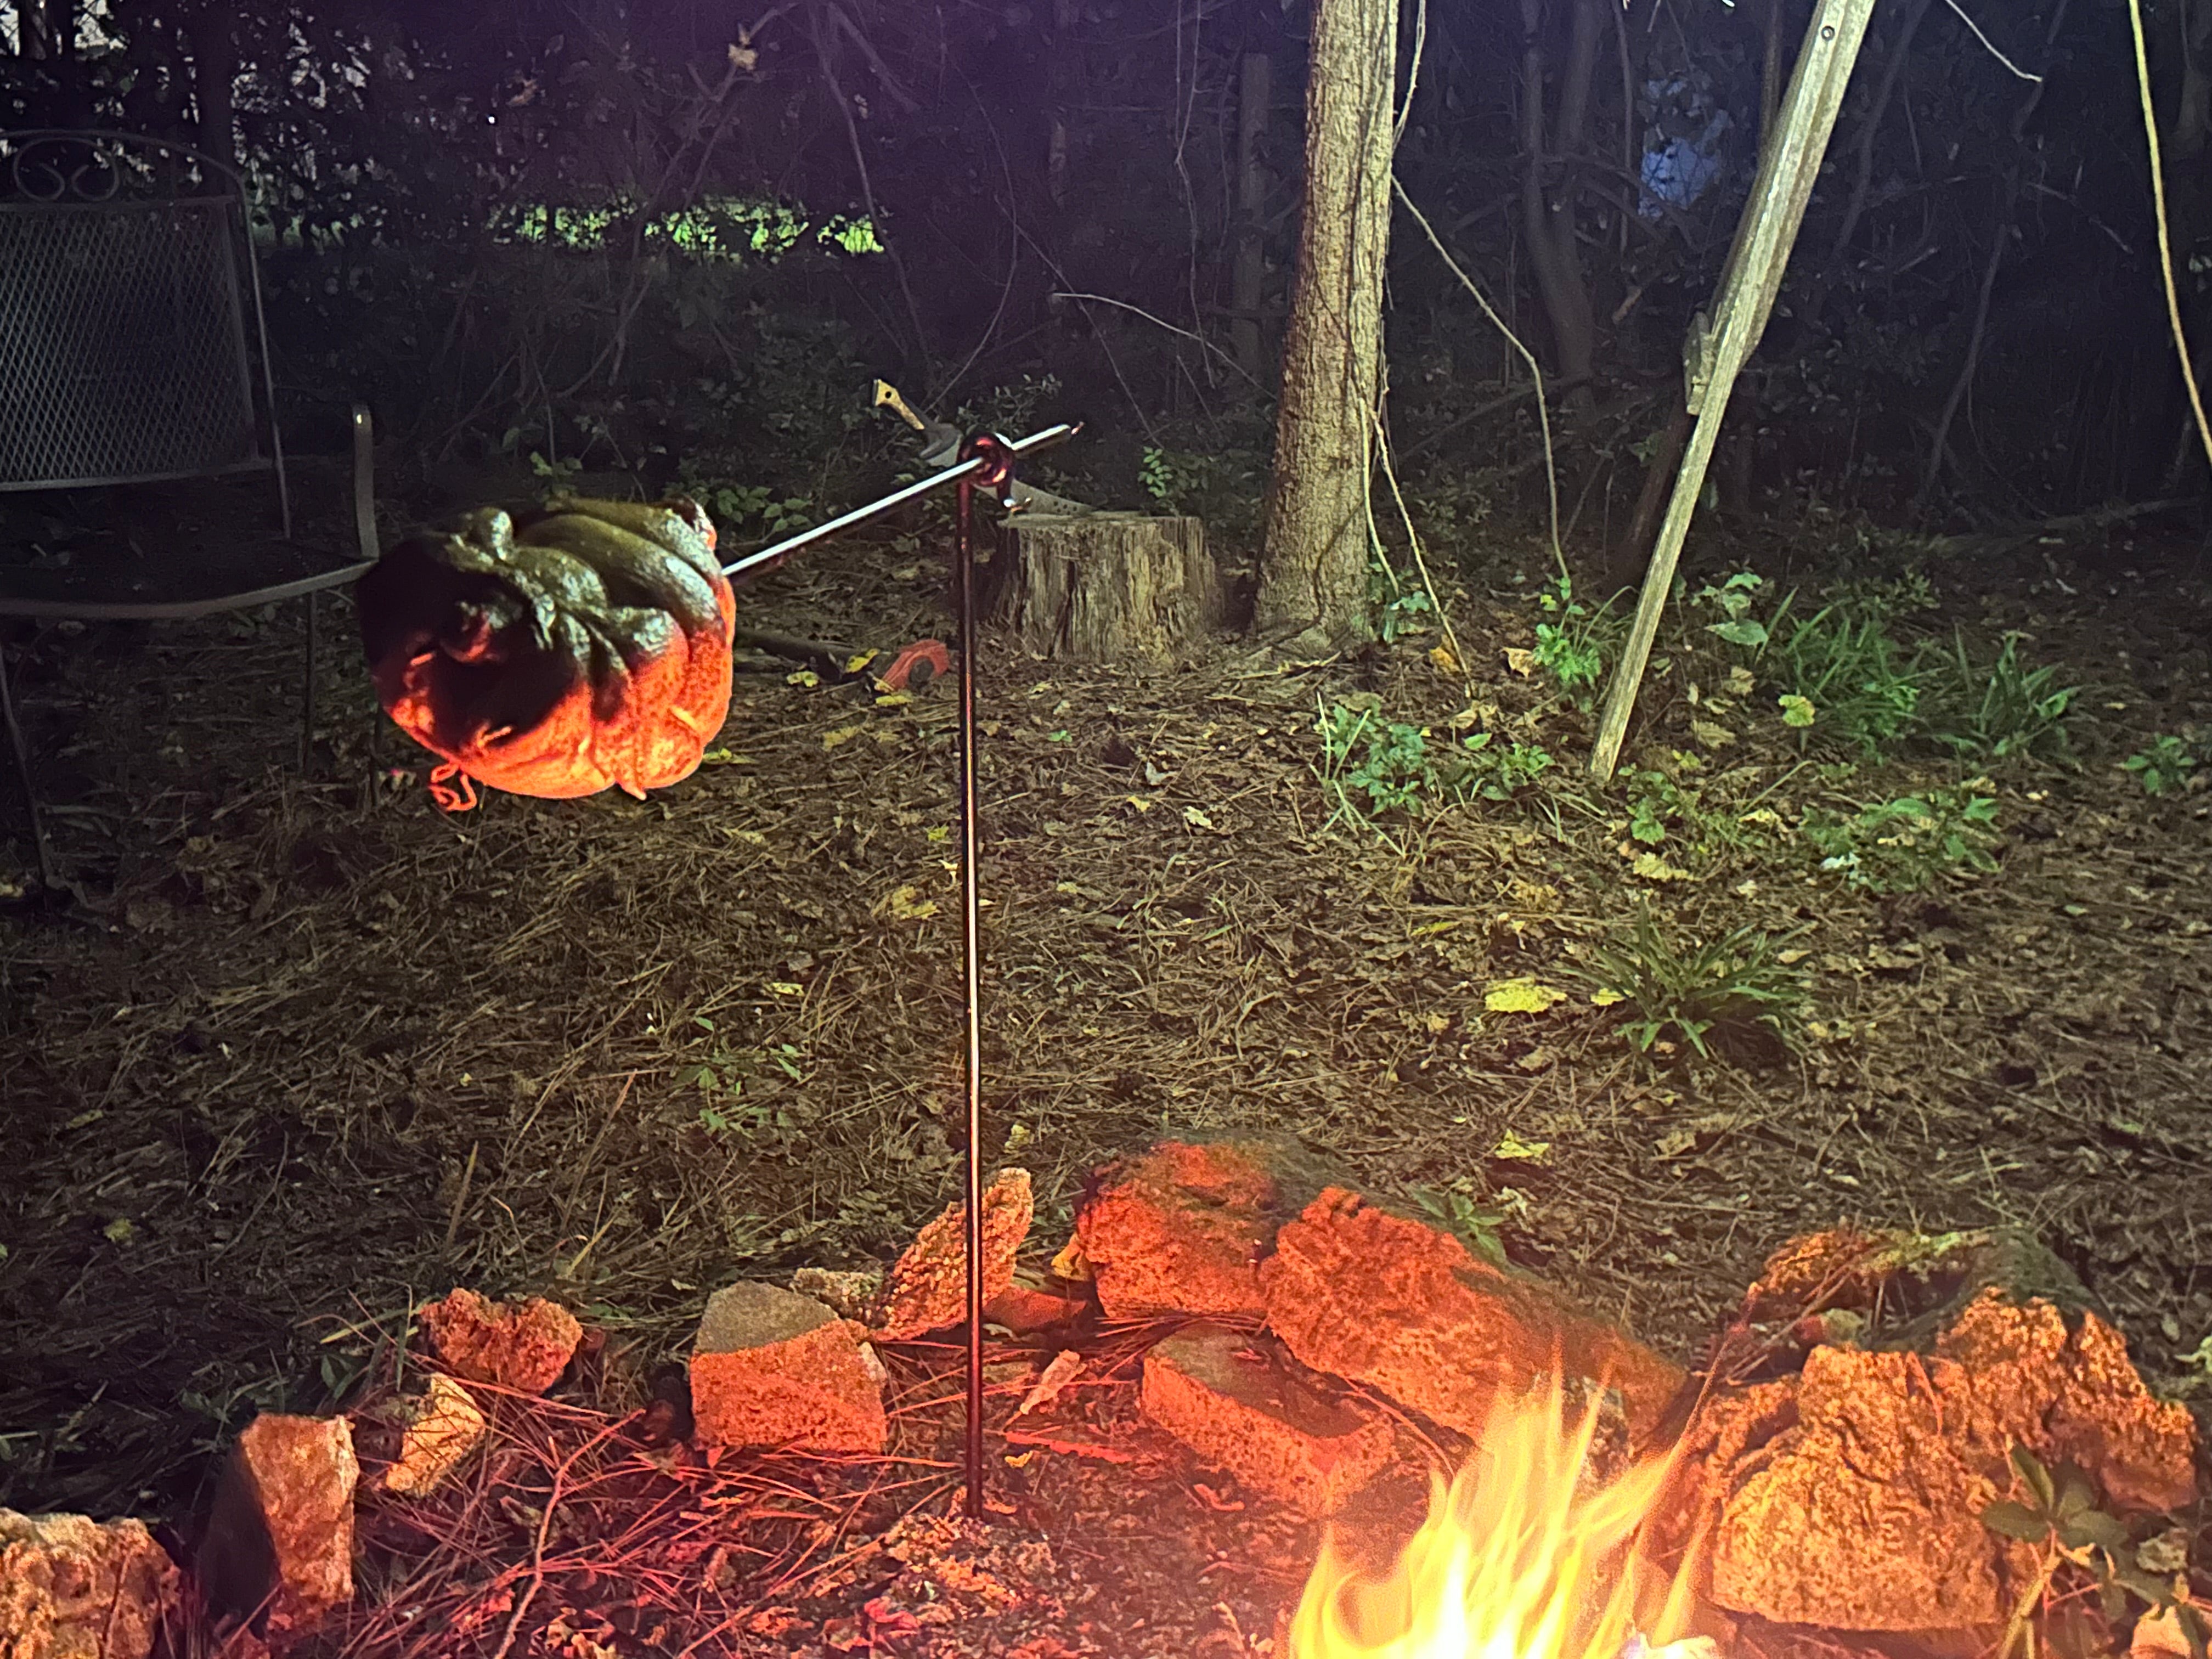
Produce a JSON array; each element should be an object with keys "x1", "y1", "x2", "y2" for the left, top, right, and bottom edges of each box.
[{"x1": 1587, "y1": 0, "x2": 1878, "y2": 783}]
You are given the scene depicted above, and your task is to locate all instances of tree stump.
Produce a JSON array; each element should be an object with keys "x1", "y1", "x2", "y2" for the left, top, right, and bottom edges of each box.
[{"x1": 988, "y1": 513, "x2": 1215, "y2": 664}]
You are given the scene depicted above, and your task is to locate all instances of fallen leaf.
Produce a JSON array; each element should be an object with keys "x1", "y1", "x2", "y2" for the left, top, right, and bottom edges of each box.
[
  {"x1": 878, "y1": 885, "x2": 939, "y2": 921},
  {"x1": 1015, "y1": 1350, "x2": 1085, "y2": 1417},
  {"x1": 1492, "y1": 1130, "x2": 1551, "y2": 1161},
  {"x1": 1655, "y1": 1130, "x2": 1699, "y2": 1160},
  {"x1": 873, "y1": 691, "x2": 913, "y2": 710},
  {"x1": 843, "y1": 651, "x2": 878, "y2": 675},
  {"x1": 699, "y1": 748, "x2": 751, "y2": 766},
  {"x1": 1182, "y1": 805, "x2": 1217, "y2": 831},
  {"x1": 1690, "y1": 720, "x2": 1736, "y2": 749},
  {"x1": 1778, "y1": 693, "x2": 1816, "y2": 727},
  {"x1": 1590, "y1": 987, "x2": 1626, "y2": 1007},
  {"x1": 1430, "y1": 644, "x2": 1462, "y2": 674},
  {"x1": 1504, "y1": 646, "x2": 1537, "y2": 677},
  {"x1": 786, "y1": 669, "x2": 821, "y2": 688},
  {"x1": 103, "y1": 1217, "x2": 134, "y2": 1244},
  {"x1": 821, "y1": 725, "x2": 865, "y2": 750},
  {"x1": 1483, "y1": 977, "x2": 1568, "y2": 1014},
  {"x1": 1726, "y1": 665, "x2": 1756, "y2": 696},
  {"x1": 1631, "y1": 851, "x2": 1692, "y2": 881}
]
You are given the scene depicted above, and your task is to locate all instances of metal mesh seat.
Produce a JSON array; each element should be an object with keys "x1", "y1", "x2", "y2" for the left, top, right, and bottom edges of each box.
[{"x1": 0, "y1": 129, "x2": 379, "y2": 891}]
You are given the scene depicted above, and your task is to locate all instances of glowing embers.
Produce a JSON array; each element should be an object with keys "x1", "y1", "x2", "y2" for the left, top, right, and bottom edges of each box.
[
  {"x1": 1289, "y1": 1377, "x2": 1707, "y2": 1659},
  {"x1": 359, "y1": 496, "x2": 736, "y2": 808}
]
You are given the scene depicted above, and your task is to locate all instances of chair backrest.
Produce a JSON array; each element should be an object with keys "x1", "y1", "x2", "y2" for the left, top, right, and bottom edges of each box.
[{"x1": 0, "y1": 128, "x2": 288, "y2": 532}]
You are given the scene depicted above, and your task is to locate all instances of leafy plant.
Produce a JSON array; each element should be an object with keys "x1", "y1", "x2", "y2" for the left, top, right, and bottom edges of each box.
[
  {"x1": 1801, "y1": 782, "x2": 2000, "y2": 893},
  {"x1": 682, "y1": 477, "x2": 813, "y2": 539},
  {"x1": 1407, "y1": 1185, "x2": 1515, "y2": 1267},
  {"x1": 2124, "y1": 730, "x2": 2209, "y2": 797},
  {"x1": 1316, "y1": 703, "x2": 1439, "y2": 817},
  {"x1": 1138, "y1": 445, "x2": 1214, "y2": 512},
  {"x1": 1532, "y1": 574, "x2": 1623, "y2": 710},
  {"x1": 1564, "y1": 905, "x2": 1807, "y2": 1059},
  {"x1": 1378, "y1": 586, "x2": 1437, "y2": 645},
  {"x1": 1692, "y1": 571, "x2": 1771, "y2": 650},
  {"x1": 1923, "y1": 631, "x2": 2077, "y2": 764},
  {"x1": 1315, "y1": 701, "x2": 1553, "y2": 820},
  {"x1": 1458, "y1": 735, "x2": 1555, "y2": 800},
  {"x1": 1982, "y1": 1446, "x2": 2208, "y2": 1659}
]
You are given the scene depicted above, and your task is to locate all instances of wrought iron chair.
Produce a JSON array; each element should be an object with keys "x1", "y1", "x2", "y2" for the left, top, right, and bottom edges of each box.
[{"x1": 0, "y1": 128, "x2": 379, "y2": 890}]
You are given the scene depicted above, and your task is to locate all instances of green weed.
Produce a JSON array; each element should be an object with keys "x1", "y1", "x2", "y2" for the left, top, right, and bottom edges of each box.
[
  {"x1": 1316, "y1": 703, "x2": 1438, "y2": 817},
  {"x1": 1315, "y1": 701, "x2": 1553, "y2": 822},
  {"x1": 1532, "y1": 575, "x2": 1624, "y2": 710},
  {"x1": 1983, "y1": 1446, "x2": 2208, "y2": 1659},
  {"x1": 1923, "y1": 631, "x2": 2076, "y2": 764},
  {"x1": 1565, "y1": 905, "x2": 1807, "y2": 1059},
  {"x1": 1800, "y1": 782, "x2": 1999, "y2": 892},
  {"x1": 2123, "y1": 730, "x2": 2209, "y2": 796},
  {"x1": 1407, "y1": 1184, "x2": 1516, "y2": 1267}
]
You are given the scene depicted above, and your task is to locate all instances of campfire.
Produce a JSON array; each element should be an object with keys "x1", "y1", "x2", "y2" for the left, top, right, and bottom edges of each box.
[{"x1": 1286, "y1": 1378, "x2": 1705, "y2": 1659}]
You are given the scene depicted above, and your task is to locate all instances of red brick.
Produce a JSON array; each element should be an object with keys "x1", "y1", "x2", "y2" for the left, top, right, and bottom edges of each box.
[
  {"x1": 1076, "y1": 1135, "x2": 1336, "y2": 1321},
  {"x1": 0, "y1": 1510, "x2": 177, "y2": 1659},
  {"x1": 1141, "y1": 1323, "x2": 1393, "y2": 1517},
  {"x1": 1260, "y1": 1188, "x2": 1685, "y2": 1442},
  {"x1": 877, "y1": 1169, "x2": 1034, "y2": 1341},
  {"x1": 202, "y1": 1414, "x2": 358, "y2": 1639},
  {"x1": 421, "y1": 1289, "x2": 580, "y2": 1394},
  {"x1": 690, "y1": 1283, "x2": 887, "y2": 1453}
]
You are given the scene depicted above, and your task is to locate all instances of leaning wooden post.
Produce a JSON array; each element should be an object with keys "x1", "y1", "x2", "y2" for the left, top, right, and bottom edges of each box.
[{"x1": 1588, "y1": 0, "x2": 1878, "y2": 783}]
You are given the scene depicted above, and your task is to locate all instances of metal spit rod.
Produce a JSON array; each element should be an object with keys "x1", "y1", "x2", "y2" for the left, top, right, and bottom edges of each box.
[{"x1": 720, "y1": 422, "x2": 1077, "y2": 582}]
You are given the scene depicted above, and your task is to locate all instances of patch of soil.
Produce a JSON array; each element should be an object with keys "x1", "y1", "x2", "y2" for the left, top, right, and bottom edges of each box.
[{"x1": 3, "y1": 477, "x2": 2210, "y2": 1649}]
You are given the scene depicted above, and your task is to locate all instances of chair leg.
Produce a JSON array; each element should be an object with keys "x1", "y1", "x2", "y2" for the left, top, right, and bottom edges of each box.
[
  {"x1": 0, "y1": 639, "x2": 58, "y2": 893},
  {"x1": 300, "y1": 588, "x2": 319, "y2": 775}
]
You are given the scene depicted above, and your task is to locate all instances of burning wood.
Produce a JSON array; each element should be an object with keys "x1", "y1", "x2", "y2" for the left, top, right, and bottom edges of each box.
[{"x1": 1284, "y1": 1375, "x2": 1706, "y2": 1659}]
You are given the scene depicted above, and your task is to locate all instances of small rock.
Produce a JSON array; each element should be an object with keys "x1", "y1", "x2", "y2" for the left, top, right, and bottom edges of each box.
[
  {"x1": 375, "y1": 1374, "x2": 487, "y2": 1498},
  {"x1": 1141, "y1": 1323, "x2": 1393, "y2": 1517},
  {"x1": 421, "y1": 1289, "x2": 582, "y2": 1394},
  {"x1": 201, "y1": 1414, "x2": 358, "y2": 1638},
  {"x1": 1261, "y1": 1188, "x2": 1685, "y2": 1441},
  {"x1": 875, "y1": 1169, "x2": 1032, "y2": 1341},
  {"x1": 1077, "y1": 1133, "x2": 1339, "y2": 1321},
  {"x1": 690, "y1": 1282, "x2": 888, "y2": 1453},
  {"x1": 0, "y1": 1509, "x2": 178, "y2": 1659}
]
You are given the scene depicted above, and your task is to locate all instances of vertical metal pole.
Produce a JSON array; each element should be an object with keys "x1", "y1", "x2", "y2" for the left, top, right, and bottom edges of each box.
[
  {"x1": 299, "y1": 589, "x2": 318, "y2": 775},
  {"x1": 0, "y1": 643, "x2": 58, "y2": 893},
  {"x1": 955, "y1": 469, "x2": 987, "y2": 1521}
]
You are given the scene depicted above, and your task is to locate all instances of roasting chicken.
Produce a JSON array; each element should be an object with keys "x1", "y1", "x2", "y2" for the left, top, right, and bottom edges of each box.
[{"x1": 357, "y1": 495, "x2": 736, "y2": 808}]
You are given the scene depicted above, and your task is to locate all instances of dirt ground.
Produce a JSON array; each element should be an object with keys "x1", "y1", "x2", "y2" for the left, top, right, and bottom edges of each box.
[{"x1": 3, "y1": 467, "x2": 2211, "y2": 1650}]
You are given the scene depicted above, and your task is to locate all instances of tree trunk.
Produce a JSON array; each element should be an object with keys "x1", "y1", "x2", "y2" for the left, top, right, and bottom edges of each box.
[
  {"x1": 1231, "y1": 51, "x2": 1273, "y2": 383},
  {"x1": 990, "y1": 514, "x2": 1216, "y2": 664},
  {"x1": 1518, "y1": 0, "x2": 1604, "y2": 393},
  {"x1": 1254, "y1": 0, "x2": 1398, "y2": 651},
  {"x1": 192, "y1": 2, "x2": 238, "y2": 166}
]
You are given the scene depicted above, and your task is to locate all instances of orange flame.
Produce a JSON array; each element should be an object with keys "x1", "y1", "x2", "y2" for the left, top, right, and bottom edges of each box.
[{"x1": 1288, "y1": 1379, "x2": 1703, "y2": 1659}]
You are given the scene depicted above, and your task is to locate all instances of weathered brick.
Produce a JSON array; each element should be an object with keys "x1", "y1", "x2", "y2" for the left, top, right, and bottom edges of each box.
[
  {"x1": 1141, "y1": 1323, "x2": 1393, "y2": 1516},
  {"x1": 421, "y1": 1288, "x2": 581, "y2": 1394},
  {"x1": 1260, "y1": 1188, "x2": 1685, "y2": 1441},
  {"x1": 0, "y1": 1510, "x2": 177, "y2": 1659},
  {"x1": 690, "y1": 1283, "x2": 887, "y2": 1454}
]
